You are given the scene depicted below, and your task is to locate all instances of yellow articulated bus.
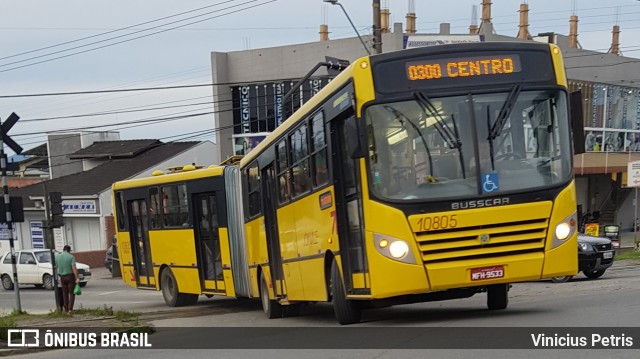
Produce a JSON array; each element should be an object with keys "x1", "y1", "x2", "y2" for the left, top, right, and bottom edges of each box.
[
  {"x1": 112, "y1": 164, "x2": 252, "y2": 306},
  {"x1": 240, "y1": 42, "x2": 579, "y2": 324}
]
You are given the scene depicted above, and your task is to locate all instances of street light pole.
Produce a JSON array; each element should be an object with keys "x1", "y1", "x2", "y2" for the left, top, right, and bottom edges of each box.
[
  {"x1": 372, "y1": 0, "x2": 382, "y2": 54},
  {"x1": 324, "y1": 0, "x2": 371, "y2": 55}
]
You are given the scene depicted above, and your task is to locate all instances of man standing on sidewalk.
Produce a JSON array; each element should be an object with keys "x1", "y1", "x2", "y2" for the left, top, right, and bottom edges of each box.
[{"x1": 56, "y1": 245, "x2": 79, "y2": 314}]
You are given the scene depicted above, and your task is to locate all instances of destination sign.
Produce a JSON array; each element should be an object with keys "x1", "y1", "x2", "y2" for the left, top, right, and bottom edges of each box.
[{"x1": 406, "y1": 55, "x2": 522, "y2": 81}]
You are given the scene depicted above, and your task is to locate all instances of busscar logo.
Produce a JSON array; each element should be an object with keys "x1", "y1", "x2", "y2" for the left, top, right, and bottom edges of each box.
[{"x1": 7, "y1": 329, "x2": 40, "y2": 347}]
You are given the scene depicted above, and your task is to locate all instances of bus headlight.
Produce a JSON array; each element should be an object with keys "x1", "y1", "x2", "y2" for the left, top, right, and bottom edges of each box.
[
  {"x1": 373, "y1": 233, "x2": 416, "y2": 264},
  {"x1": 389, "y1": 241, "x2": 409, "y2": 259},
  {"x1": 555, "y1": 223, "x2": 571, "y2": 240},
  {"x1": 551, "y1": 211, "x2": 578, "y2": 249}
]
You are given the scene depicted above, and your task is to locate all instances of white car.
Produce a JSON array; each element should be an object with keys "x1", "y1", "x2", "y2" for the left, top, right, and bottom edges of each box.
[{"x1": 0, "y1": 249, "x2": 91, "y2": 290}]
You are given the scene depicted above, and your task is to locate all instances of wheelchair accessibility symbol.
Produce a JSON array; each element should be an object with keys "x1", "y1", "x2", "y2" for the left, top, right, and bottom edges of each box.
[{"x1": 482, "y1": 173, "x2": 499, "y2": 193}]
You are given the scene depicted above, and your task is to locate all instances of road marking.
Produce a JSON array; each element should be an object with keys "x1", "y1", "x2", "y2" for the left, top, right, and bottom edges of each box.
[{"x1": 96, "y1": 291, "x2": 122, "y2": 296}]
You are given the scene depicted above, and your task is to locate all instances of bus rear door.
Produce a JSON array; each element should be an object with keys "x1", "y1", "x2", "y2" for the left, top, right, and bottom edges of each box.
[
  {"x1": 193, "y1": 193, "x2": 225, "y2": 294},
  {"x1": 128, "y1": 199, "x2": 155, "y2": 288}
]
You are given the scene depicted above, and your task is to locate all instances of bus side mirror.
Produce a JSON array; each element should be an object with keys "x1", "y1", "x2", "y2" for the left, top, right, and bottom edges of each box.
[
  {"x1": 345, "y1": 116, "x2": 367, "y2": 159},
  {"x1": 569, "y1": 91, "x2": 585, "y2": 155}
]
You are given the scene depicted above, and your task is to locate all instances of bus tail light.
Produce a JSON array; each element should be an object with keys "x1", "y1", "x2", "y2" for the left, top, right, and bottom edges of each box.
[{"x1": 373, "y1": 233, "x2": 416, "y2": 264}]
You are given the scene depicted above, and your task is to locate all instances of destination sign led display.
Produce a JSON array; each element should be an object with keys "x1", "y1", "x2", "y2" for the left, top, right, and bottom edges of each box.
[{"x1": 406, "y1": 55, "x2": 522, "y2": 81}]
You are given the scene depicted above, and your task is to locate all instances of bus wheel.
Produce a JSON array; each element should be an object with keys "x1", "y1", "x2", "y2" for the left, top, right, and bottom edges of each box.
[
  {"x1": 260, "y1": 274, "x2": 282, "y2": 319},
  {"x1": 330, "y1": 260, "x2": 361, "y2": 325},
  {"x1": 487, "y1": 284, "x2": 508, "y2": 310},
  {"x1": 160, "y1": 268, "x2": 198, "y2": 307}
]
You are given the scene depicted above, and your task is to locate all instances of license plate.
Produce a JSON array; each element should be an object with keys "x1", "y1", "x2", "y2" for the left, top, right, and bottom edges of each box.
[
  {"x1": 603, "y1": 251, "x2": 613, "y2": 259},
  {"x1": 470, "y1": 266, "x2": 505, "y2": 281}
]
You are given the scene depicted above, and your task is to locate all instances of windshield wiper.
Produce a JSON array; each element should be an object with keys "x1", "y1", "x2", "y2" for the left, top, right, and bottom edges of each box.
[
  {"x1": 414, "y1": 92, "x2": 467, "y2": 179},
  {"x1": 414, "y1": 92, "x2": 462, "y2": 149},
  {"x1": 489, "y1": 84, "x2": 522, "y2": 140},
  {"x1": 383, "y1": 105, "x2": 434, "y2": 176}
]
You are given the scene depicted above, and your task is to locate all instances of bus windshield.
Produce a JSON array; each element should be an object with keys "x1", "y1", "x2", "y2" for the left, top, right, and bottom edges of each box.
[{"x1": 366, "y1": 89, "x2": 572, "y2": 201}]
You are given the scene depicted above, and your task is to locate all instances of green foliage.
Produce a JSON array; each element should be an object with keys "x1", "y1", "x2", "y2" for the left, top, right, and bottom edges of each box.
[
  {"x1": 0, "y1": 310, "x2": 28, "y2": 340},
  {"x1": 616, "y1": 250, "x2": 640, "y2": 260}
]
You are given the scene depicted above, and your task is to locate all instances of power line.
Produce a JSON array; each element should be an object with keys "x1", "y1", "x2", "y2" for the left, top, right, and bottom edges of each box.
[
  {"x1": 0, "y1": 75, "x2": 314, "y2": 98},
  {"x1": 0, "y1": 0, "x2": 277, "y2": 74},
  {"x1": 0, "y1": 0, "x2": 238, "y2": 62}
]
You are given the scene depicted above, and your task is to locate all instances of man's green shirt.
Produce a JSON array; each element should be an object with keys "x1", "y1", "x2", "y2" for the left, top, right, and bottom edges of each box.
[{"x1": 56, "y1": 252, "x2": 76, "y2": 276}]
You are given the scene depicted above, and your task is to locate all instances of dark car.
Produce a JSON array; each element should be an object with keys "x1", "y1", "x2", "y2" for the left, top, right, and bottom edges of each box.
[
  {"x1": 105, "y1": 246, "x2": 113, "y2": 273},
  {"x1": 552, "y1": 234, "x2": 615, "y2": 283}
]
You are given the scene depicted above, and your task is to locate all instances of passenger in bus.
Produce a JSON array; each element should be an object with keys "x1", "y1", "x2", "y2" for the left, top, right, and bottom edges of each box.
[
  {"x1": 293, "y1": 167, "x2": 311, "y2": 196},
  {"x1": 279, "y1": 172, "x2": 291, "y2": 202}
]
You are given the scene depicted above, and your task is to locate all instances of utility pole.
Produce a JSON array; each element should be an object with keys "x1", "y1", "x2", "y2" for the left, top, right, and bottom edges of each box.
[
  {"x1": 372, "y1": 0, "x2": 382, "y2": 54},
  {"x1": 43, "y1": 183, "x2": 64, "y2": 310},
  {"x1": 0, "y1": 112, "x2": 23, "y2": 312}
]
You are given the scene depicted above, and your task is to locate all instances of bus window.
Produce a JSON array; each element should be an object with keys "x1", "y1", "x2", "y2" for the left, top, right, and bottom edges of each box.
[
  {"x1": 290, "y1": 124, "x2": 311, "y2": 197},
  {"x1": 311, "y1": 112, "x2": 328, "y2": 187},
  {"x1": 162, "y1": 184, "x2": 189, "y2": 227},
  {"x1": 115, "y1": 191, "x2": 126, "y2": 231},
  {"x1": 247, "y1": 163, "x2": 262, "y2": 217},
  {"x1": 149, "y1": 187, "x2": 161, "y2": 229},
  {"x1": 276, "y1": 140, "x2": 291, "y2": 203}
]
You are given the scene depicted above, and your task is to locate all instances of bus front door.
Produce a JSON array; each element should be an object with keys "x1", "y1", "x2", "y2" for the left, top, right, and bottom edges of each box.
[
  {"x1": 331, "y1": 116, "x2": 369, "y2": 294},
  {"x1": 261, "y1": 164, "x2": 286, "y2": 299},
  {"x1": 129, "y1": 199, "x2": 155, "y2": 288},
  {"x1": 193, "y1": 193, "x2": 224, "y2": 294}
]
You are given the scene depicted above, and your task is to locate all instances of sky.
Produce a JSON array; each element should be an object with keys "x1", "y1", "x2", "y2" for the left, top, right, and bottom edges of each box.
[{"x1": 1, "y1": 0, "x2": 640, "y2": 156}]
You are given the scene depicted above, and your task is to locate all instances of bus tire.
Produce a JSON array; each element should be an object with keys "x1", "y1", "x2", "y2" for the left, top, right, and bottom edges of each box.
[
  {"x1": 160, "y1": 268, "x2": 197, "y2": 307},
  {"x1": 487, "y1": 284, "x2": 508, "y2": 310},
  {"x1": 551, "y1": 276, "x2": 573, "y2": 283},
  {"x1": 330, "y1": 260, "x2": 361, "y2": 325},
  {"x1": 260, "y1": 274, "x2": 282, "y2": 319}
]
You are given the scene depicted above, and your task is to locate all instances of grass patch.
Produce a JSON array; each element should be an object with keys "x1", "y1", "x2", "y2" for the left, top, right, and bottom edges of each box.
[
  {"x1": 115, "y1": 310, "x2": 139, "y2": 323},
  {"x1": 0, "y1": 310, "x2": 29, "y2": 340},
  {"x1": 616, "y1": 250, "x2": 640, "y2": 260}
]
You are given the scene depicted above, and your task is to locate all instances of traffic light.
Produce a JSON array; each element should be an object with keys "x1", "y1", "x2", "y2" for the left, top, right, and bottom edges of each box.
[{"x1": 49, "y1": 192, "x2": 64, "y2": 228}]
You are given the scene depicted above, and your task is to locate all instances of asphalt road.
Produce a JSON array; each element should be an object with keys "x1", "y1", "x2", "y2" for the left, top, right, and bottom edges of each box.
[
  {"x1": 3, "y1": 262, "x2": 640, "y2": 358},
  {"x1": 0, "y1": 267, "x2": 168, "y2": 315}
]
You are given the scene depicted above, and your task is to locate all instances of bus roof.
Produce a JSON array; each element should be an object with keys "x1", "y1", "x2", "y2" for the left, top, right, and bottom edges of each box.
[
  {"x1": 239, "y1": 54, "x2": 368, "y2": 168},
  {"x1": 112, "y1": 165, "x2": 226, "y2": 190}
]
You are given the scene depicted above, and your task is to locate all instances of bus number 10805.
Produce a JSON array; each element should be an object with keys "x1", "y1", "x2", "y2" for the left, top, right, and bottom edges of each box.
[{"x1": 416, "y1": 214, "x2": 458, "y2": 231}]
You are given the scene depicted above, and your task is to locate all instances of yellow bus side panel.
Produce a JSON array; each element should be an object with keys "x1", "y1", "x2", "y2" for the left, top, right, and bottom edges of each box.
[
  {"x1": 245, "y1": 217, "x2": 268, "y2": 298},
  {"x1": 277, "y1": 203, "x2": 304, "y2": 300},
  {"x1": 293, "y1": 188, "x2": 336, "y2": 301},
  {"x1": 116, "y1": 232, "x2": 137, "y2": 288},
  {"x1": 542, "y1": 181, "x2": 578, "y2": 277},
  {"x1": 363, "y1": 201, "x2": 430, "y2": 298},
  {"x1": 168, "y1": 267, "x2": 201, "y2": 294},
  {"x1": 218, "y1": 227, "x2": 235, "y2": 297},
  {"x1": 364, "y1": 230, "x2": 430, "y2": 298},
  {"x1": 149, "y1": 229, "x2": 200, "y2": 294}
]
